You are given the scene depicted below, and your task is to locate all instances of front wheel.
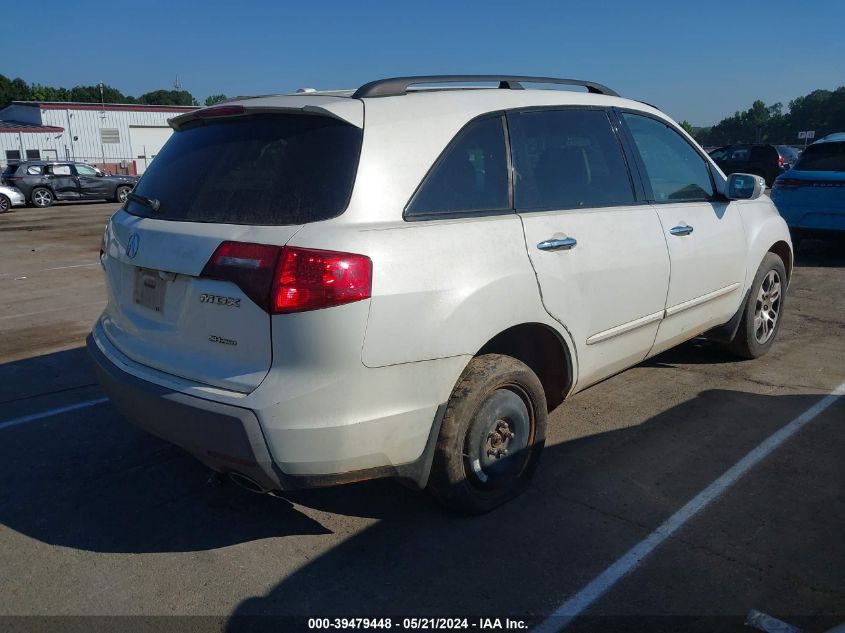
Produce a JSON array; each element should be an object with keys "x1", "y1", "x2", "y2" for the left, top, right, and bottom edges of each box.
[
  {"x1": 724, "y1": 253, "x2": 786, "y2": 359},
  {"x1": 427, "y1": 354, "x2": 547, "y2": 514},
  {"x1": 115, "y1": 186, "x2": 131, "y2": 204},
  {"x1": 0, "y1": 194, "x2": 10, "y2": 213},
  {"x1": 31, "y1": 188, "x2": 54, "y2": 208}
]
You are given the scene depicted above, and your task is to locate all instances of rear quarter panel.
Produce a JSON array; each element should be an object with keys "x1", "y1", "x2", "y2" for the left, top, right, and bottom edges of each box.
[{"x1": 288, "y1": 216, "x2": 575, "y2": 371}]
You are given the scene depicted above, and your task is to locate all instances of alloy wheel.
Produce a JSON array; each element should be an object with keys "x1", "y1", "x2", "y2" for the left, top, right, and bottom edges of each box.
[
  {"x1": 754, "y1": 270, "x2": 781, "y2": 344},
  {"x1": 33, "y1": 190, "x2": 52, "y2": 207}
]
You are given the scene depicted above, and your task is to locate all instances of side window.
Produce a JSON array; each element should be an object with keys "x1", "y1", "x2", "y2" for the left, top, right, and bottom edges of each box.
[
  {"x1": 75, "y1": 164, "x2": 98, "y2": 176},
  {"x1": 508, "y1": 109, "x2": 635, "y2": 211},
  {"x1": 406, "y1": 116, "x2": 509, "y2": 218},
  {"x1": 730, "y1": 146, "x2": 750, "y2": 162},
  {"x1": 26, "y1": 165, "x2": 43, "y2": 175},
  {"x1": 709, "y1": 148, "x2": 728, "y2": 161},
  {"x1": 622, "y1": 113, "x2": 714, "y2": 201},
  {"x1": 47, "y1": 164, "x2": 72, "y2": 176}
]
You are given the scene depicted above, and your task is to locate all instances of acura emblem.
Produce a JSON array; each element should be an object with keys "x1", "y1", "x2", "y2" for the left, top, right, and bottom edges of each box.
[{"x1": 126, "y1": 233, "x2": 140, "y2": 259}]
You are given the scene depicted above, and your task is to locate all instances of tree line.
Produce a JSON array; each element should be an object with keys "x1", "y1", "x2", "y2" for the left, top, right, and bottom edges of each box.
[
  {"x1": 690, "y1": 86, "x2": 845, "y2": 147},
  {"x1": 4, "y1": 73, "x2": 843, "y2": 145},
  {"x1": 0, "y1": 74, "x2": 231, "y2": 109}
]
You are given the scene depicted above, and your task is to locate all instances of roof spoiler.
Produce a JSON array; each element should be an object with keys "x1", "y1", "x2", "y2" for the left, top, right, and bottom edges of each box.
[{"x1": 169, "y1": 99, "x2": 364, "y2": 129}]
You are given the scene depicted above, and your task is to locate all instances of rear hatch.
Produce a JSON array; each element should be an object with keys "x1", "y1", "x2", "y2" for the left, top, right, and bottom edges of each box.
[
  {"x1": 772, "y1": 142, "x2": 845, "y2": 214},
  {"x1": 100, "y1": 102, "x2": 364, "y2": 393}
]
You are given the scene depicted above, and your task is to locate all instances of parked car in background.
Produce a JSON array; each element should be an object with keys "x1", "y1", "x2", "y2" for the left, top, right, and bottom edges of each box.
[
  {"x1": 0, "y1": 183, "x2": 26, "y2": 213},
  {"x1": 88, "y1": 75, "x2": 793, "y2": 514},
  {"x1": 1, "y1": 161, "x2": 138, "y2": 208},
  {"x1": 772, "y1": 136, "x2": 845, "y2": 246},
  {"x1": 708, "y1": 144, "x2": 797, "y2": 186},
  {"x1": 815, "y1": 132, "x2": 845, "y2": 143}
]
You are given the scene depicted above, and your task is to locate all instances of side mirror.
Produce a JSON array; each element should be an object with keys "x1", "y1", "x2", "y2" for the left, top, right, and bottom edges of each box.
[{"x1": 726, "y1": 173, "x2": 765, "y2": 200}]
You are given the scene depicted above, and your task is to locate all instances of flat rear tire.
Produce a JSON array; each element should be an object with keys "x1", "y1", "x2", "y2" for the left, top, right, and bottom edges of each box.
[{"x1": 427, "y1": 354, "x2": 547, "y2": 515}]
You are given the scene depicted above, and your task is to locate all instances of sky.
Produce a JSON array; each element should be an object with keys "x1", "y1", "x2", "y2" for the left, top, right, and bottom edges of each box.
[{"x1": 6, "y1": 0, "x2": 845, "y2": 126}]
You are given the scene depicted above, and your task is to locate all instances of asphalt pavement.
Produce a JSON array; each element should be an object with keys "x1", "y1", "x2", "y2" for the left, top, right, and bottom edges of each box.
[{"x1": 0, "y1": 202, "x2": 843, "y2": 633}]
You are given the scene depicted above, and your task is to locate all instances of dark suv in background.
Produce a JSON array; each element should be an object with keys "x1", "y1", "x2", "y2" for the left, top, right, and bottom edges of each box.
[
  {"x1": 1, "y1": 161, "x2": 138, "y2": 207},
  {"x1": 708, "y1": 144, "x2": 800, "y2": 186}
]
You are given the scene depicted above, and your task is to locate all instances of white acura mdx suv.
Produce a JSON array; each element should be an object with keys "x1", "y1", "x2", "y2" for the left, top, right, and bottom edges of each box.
[{"x1": 88, "y1": 75, "x2": 792, "y2": 513}]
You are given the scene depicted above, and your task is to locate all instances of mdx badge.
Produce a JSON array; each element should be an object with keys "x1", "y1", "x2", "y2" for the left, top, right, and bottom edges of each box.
[{"x1": 200, "y1": 293, "x2": 241, "y2": 308}]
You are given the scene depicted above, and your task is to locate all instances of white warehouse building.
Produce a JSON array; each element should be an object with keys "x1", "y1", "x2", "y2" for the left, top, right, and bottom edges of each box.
[{"x1": 0, "y1": 101, "x2": 197, "y2": 174}]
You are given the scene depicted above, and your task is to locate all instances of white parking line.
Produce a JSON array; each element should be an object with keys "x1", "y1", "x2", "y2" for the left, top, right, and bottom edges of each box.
[
  {"x1": 534, "y1": 382, "x2": 845, "y2": 633},
  {"x1": 0, "y1": 397, "x2": 109, "y2": 431},
  {"x1": 0, "y1": 263, "x2": 99, "y2": 278}
]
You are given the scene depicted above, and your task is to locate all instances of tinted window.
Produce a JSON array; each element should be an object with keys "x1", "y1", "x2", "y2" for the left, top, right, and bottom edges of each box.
[
  {"x1": 509, "y1": 109, "x2": 634, "y2": 210},
  {"x1": 2, "y1": 165, "x2": 17, "y2": 177},
  {"x1": 794, "y1": 143, "x2": 845, "y2": 172},
  {"x1": 406, "y1": 116, "x2": 509, "y2": 217},
  {"x1": 730, "y1": 147, "x2": 750, "y2": 161},
  {"x1": 623, "y1": 113, "x2": 714, "y2": 201},
  {"x1": 125, "y1": 114, "x2": 363, "y2": 225},
  {"x1": 750, "y1": 145, "x2": 776, "y2": 161}
]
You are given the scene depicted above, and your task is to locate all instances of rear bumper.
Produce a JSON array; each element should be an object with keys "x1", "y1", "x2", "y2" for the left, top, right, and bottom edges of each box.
[
  {"x1": 773, "y1": 199, "x2": 845, "y2": 232},
  {"x1": 87, "y1": 333, "x2": 284, "y2": 491},
  {"x1": 3, "y1": 188, "x2": 25, "y2": 206},
  {"x1": 87, "y1": 329, "x2": 447, "y2": 491}
]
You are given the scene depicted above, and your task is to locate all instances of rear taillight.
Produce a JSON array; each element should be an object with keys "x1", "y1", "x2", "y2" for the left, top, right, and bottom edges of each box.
[
  {"x1": 272, "y1": 247, "x2": 372, "y2": 313},
  {"x1": 778, "y1": 156, "x2": 785, "y2": 167},
  {"x1": 201, "y1": 242, "x2": 281, "y2": 311},
  {"x1": 99, "y1": 223, "x2": 108, "y2": 260},
  {"x1": 200, "y1": 242, "x2": 372, "y2": 314}
]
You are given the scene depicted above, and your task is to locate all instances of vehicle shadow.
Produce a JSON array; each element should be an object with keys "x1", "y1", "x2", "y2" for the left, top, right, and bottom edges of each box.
[
  {"x1": 642, "y1": 337, "x2": 740, "y2": 368},
  {"x1": 794, "y1": 236, "x2": 845, "y2": 268},
  {"x1": 219, "y1": 389, "x2": 841, "y2": 629},
  {"x1": 1, "y1": 348, "x2": 841, "y2": 627},
  {"x1": 0, "y1": 349, "x2": 330, "y2": 554}
]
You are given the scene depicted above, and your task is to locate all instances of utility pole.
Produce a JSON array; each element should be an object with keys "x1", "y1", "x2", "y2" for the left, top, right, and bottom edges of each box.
[{"x1": 99, "y1": 81, "x2": 106, "y2": 167}]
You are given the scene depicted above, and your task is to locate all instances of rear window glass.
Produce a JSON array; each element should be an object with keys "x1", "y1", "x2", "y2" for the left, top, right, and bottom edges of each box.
[
  {"x1": 2, "y1": 165, "x2": 18, "y2": 177},
  {"x1": 406, "y1": 115, "x2": 510, "y2": 217},
  {"x1": 750, "y1": 146, "x2": 776, "y2": 160},
  {"x1": 125, "y1": 114, "x2": 363, "y2": 225},
  {"x1": 794, "y1": 143, "x2": 845, "y2": 172}
]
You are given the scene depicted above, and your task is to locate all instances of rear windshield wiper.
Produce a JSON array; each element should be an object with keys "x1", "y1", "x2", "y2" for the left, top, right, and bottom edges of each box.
[{"x1": 126, "y1": 192, "x2": 161, "y2": 212}]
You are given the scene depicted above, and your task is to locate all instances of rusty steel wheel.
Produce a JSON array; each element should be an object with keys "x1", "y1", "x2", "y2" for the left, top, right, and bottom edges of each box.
[{"x1": 427, "y1": 354, "x2": 547, "y2": 515}]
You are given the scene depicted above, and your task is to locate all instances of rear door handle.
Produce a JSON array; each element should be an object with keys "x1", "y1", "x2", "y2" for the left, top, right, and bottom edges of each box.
[
  {"x1": 537, "y1": 237, "x2": 577, "y2": 251},
  {"x1": 670, "y1": 224, "x2": 694, "y2": 236}
]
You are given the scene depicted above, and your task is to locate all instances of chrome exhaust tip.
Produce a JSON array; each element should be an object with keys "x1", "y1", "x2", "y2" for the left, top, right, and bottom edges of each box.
[{"x1": 227, "y1": 471, "x2": 267, "y2": 494}]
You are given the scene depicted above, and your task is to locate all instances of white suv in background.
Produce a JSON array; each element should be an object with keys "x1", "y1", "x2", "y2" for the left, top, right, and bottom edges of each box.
[{"x1": 88, "y1": 75, "x2": 792, "y2": 514}]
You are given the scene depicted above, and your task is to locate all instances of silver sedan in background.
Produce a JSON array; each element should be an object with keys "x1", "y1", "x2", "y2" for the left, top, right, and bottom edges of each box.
[{"x1": 0, "y1": 184, "x2": 26, "y2": 213}]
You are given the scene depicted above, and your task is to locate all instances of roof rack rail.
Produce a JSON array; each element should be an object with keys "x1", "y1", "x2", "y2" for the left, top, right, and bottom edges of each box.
[{"x1": 352, "y1": 75, "x2": 619, "y2": 99}]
